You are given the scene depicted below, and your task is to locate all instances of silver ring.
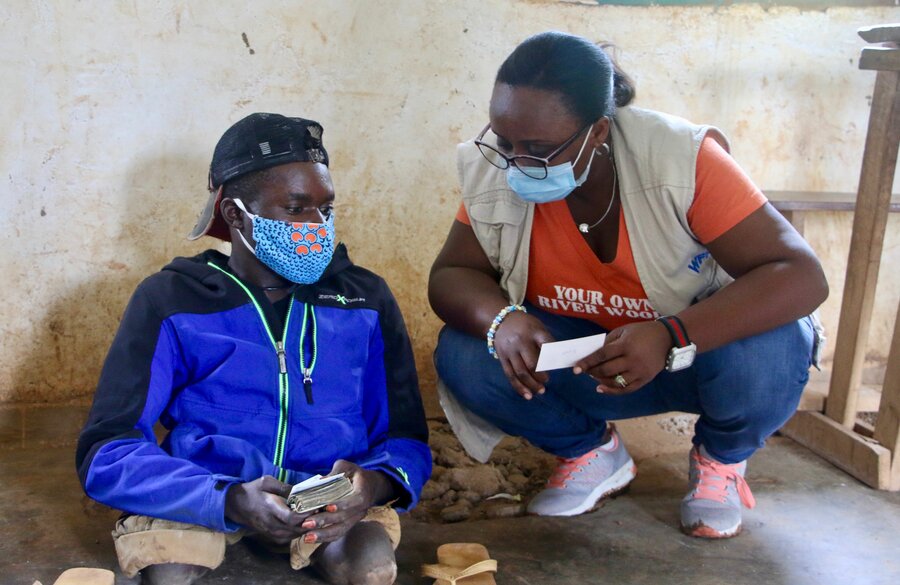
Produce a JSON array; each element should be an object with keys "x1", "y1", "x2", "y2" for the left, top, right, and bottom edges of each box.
[{"x1": 614, "y1": 374, "x2": 628, "y2": 388}]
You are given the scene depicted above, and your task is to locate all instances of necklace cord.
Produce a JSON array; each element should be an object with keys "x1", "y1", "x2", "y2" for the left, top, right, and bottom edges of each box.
[{"x1": 578, "y1": 155, "x2": 617, "y2": 234}]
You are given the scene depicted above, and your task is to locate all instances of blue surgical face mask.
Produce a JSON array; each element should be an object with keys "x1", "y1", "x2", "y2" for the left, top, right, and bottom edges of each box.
[
  {"x1": 506, "y1": 124, "x2": 596, "y2": 203},
  {"x1": 233, "y1": 199, "x2": 335, "y2": 285}
]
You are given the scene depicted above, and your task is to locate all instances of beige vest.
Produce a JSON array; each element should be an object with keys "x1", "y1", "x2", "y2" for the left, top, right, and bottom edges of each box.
[
  {"x1": 440, "y1": 107, "x2": 735, "y2": 462},
  {"x1": 457, "y1": 106, "x2": 734, "y2": 315}
]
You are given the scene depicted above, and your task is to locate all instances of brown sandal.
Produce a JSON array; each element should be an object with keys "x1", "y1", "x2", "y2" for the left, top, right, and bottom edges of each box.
[
  {"x1": 422, "y1": 543, "x2": 498, "y2": 585},
  {"x1": 32, "y1": 568, "x2": 115, "y2": 585}
]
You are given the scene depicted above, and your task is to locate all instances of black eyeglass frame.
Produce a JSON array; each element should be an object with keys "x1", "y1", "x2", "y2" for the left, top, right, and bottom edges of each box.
[{"x1": 473, "y1": 121, "x2": 595, "y2": 180}]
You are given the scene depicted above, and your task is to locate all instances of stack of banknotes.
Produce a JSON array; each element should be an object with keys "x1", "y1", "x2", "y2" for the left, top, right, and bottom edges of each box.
[{"x1": 287, "y1": 473, "x2": 354, "y2": 513}]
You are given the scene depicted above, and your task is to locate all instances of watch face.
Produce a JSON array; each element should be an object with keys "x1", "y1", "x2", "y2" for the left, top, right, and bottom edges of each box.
[{"x1": 667, "y1": 344, "x2": 697, "y2": 372}]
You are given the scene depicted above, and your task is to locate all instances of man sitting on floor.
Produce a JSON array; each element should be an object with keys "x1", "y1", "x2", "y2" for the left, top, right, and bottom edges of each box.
[{"x1": 76, "y1": 113, "x2": 431, "y2": 585}]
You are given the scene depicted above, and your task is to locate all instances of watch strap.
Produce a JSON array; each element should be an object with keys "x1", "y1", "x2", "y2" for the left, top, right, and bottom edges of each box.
[{"x1": 658, "y1": 315, "x2": 691, "y2": 348}]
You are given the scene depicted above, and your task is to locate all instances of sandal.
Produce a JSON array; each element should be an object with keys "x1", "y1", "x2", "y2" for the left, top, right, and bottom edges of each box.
[
  {"x1": 422, "y1": 543, "x2": 498, "y2": 585},
  {"x1": 33, "y1": 568, "x2": 115, "y2": 585}
]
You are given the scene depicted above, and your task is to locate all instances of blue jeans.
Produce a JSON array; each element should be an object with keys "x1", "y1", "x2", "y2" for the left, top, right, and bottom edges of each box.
[{"x1": 435, "y1": 305, "x2": 815, "y2": 464}]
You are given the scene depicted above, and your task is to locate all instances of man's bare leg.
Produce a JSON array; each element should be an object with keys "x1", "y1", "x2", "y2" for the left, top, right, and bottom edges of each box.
[
  {"x1": 310, "y1": 521, "x2": 396, "y2": 585},
  {"x1": 140, "y1": 563, "x2": 209, "y2": 585}
]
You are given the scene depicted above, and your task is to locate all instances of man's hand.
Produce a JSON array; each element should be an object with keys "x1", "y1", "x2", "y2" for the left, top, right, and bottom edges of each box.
[
  {"x1": 573, "y1": 320, "x2": 671, "y2": 394},
  {"x1": 298, "y1": 460, "x2": 396, "y2": 545},
  {"x1": 492, "y1": 312, "x2": 554, "y2": 400},
  {"x1": 225, "y1": 475, "x2": 309, "y2": 544}
]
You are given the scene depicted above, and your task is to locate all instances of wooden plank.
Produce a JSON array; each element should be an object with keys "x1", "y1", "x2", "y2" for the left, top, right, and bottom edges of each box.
[
  {"x1": 874, "y1": 298, "x2": 900, "y2": 491},
  {"x1": 781, "y1": 411, "x2": 893, "y2": 490},
  {"x1": 860, "y1": 47, "x2": 900, "y2": 72},
  {"x1": 826, "y1": 70, "x2": 900, "y2": 427},
  {"x1": 766, "y1": 190, "x2": 900, "y2": 212},
  {"x1": 858, "y1": 24, "x2": 900, "y2": 44}
]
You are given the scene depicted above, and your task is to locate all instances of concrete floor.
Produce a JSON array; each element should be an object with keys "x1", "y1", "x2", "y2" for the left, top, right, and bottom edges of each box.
[{"x1": 2, "y1": 435, "x2": 899, "y2": 585}]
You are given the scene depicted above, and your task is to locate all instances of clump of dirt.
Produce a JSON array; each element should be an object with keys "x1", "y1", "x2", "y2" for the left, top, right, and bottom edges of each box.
[
  {"x1": 857, "y1": 411, "x2": 878, "y2": 427},
  {"x1": 655, "y1": 414, "x2": 698, "y2": 437},
  {"x1": 411, "y1": 419, "x2": 557, "y2": 523}
]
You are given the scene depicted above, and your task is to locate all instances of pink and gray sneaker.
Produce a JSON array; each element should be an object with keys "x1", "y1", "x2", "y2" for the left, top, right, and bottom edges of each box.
[
  {"x1": 681, "y1": 445, "x2": 756, "y2": 538},
  {"x1": 527, "y1": 427, "x2": 636, "y2": 517}
]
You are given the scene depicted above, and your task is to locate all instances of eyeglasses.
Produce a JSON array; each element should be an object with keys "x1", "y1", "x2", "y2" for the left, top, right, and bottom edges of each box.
[{"x1": 474, "y1": 121, "x2": 594, "y2": 180}]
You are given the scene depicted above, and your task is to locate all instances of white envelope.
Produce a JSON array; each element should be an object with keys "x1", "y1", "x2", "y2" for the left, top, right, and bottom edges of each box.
[{"x1": 535, "y1": 333, "x2": 607, "y2": 372}]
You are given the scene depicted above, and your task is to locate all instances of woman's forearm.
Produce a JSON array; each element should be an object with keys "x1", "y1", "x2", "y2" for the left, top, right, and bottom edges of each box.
[
  {"x1": 428, "y1": 266, "x2": 512, "y2": 338},
  {"x1": 677, "y1": 256, "x2": 828, "y2": 353}
]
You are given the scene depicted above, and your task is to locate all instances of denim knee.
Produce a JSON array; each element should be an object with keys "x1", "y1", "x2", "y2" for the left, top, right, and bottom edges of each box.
[
  {"x1": 693, "y1": 317, "x2": 815, "y2": 462},
  {"x1": 434, "y1": 325, "x2": 604, "y2": 457},
  {"x1": 435, "y1": 327, "x2": 500, "y2": 395}
]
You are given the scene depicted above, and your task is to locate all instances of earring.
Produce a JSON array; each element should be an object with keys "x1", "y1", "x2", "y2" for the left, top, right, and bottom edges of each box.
[{"x1": 595, "y1": 143, "x2": 611, "y2": 157}]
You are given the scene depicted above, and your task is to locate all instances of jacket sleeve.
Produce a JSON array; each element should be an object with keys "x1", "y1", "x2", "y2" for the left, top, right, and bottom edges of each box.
[
  {"x1": 75, "y1": 284, "x2": 241, "y2": 532},
  {"x1": 359, "y1": 280, "x2": 432, "y2": 511}
]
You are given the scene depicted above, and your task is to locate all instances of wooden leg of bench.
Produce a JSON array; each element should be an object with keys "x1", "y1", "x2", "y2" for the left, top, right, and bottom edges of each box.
[
  {"x1": 874, "y1": 298, "x2": 900, "y2": 490},
  {"x1": 825, "y1": 69, "x2": 900, "y2": 427},
  {"x1": 782, "y1": 411, "x2": 894, "y2": 489}
]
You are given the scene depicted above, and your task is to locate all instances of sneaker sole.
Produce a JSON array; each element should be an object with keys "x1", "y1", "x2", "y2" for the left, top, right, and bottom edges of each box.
[
  {"x1": 681, "y1": 520, "x2": 742, "y2": 539},
  {"x1": 529, "y1": 459, "x2": 637, "y2": 517}
]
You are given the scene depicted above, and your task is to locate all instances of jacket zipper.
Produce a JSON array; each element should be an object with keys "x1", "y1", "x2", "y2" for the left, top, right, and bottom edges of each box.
[
  {"x1": 207, "y1": 262, "x2": 294, "y2": 482},
  {"x1": 299, "y1": 302, "x2": 318, "y2": 405}
]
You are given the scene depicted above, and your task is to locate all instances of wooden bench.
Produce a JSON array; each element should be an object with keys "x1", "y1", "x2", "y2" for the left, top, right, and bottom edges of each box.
[
  {"x1": 767, "y1": 191, "x2": 899, "y2": 412},
  {"x1": 766, "y1": 195, "x2": 899, "y2": 413},
  {"x1": 768, "y1": 191, "x2": 900, "y2": 236},
  {"x1": 779, "y1": 23, "x2": 900, "y2": 491}
]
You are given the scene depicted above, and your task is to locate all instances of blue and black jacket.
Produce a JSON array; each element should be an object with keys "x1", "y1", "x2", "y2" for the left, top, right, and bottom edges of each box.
[{"x1": 76, "y1": 246, "x2": 431, "y2": 532}]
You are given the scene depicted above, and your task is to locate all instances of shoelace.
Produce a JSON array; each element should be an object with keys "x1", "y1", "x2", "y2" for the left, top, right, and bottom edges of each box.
[
  {"x1": 690, "y1": 449, "x2": 756, "y2": 509},
  {"x1": 547, "y1": 451, "x2": 598, "y2": 488}
]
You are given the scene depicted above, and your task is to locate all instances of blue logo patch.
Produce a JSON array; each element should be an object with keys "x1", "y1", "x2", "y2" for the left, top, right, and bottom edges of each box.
[{"x1": 688, "y1": 251, "x2": 710, "y2": 274}]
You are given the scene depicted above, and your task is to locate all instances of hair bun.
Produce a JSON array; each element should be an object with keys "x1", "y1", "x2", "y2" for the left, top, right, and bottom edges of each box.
[{"x1": 613, "y1": 70, "x2": 636, "y2": 108}]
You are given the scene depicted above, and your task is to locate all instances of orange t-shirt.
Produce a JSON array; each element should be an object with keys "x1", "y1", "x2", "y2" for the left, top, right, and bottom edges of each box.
[{"x1": 455, "y1": 137, "x2": 767, "y2": 330}]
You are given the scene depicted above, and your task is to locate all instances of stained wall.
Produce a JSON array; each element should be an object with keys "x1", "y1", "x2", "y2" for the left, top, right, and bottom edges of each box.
[{"x1": 1, "y1": 1, "x2": 898, "y2": 412}]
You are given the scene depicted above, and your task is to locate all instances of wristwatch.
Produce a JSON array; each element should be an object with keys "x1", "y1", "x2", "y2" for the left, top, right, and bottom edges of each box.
[{"x1": 657, "y1": 316, "x2": 697, "y2": 372}]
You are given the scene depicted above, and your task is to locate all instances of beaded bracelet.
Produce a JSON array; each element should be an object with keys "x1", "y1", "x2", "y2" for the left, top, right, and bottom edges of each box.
[{"x1": 486, "y1": 304, "x2": 527, "y2": 359}]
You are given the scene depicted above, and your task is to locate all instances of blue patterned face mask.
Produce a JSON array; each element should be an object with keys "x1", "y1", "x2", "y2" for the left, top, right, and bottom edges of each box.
[{"x1": 233, "y1": 199, "x2": 335, "y2": 285}]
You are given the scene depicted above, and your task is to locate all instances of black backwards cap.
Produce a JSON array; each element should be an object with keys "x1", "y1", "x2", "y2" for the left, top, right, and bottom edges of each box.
[{"x1": 188, "y1": 113, "x2": 329, "y2": 241}]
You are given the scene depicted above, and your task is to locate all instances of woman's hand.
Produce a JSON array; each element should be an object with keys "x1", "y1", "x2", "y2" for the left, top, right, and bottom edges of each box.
[
  {"x1": 299, "y1": 460, "x2": 396, "y2": 545},
  {"x1": 492, "y1": 311, "x2": 555, "y2": 400},
  {"x1": 225, "y1": 475, "x2": 310, "y2": 544},
  {"x1": 573, "y1": 320, "x2": 671, "y2": 394}
]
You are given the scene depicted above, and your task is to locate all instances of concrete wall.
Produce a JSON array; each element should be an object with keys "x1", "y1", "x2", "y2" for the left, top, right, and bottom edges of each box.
[{"x1": 1, "y1": 1, "x2": 898, "y2": 412}]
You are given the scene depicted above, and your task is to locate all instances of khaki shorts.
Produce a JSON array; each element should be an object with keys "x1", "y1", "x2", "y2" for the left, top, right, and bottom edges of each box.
[{"x1": 112, "y1": 506, "x2": 401, "y2": 577}]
